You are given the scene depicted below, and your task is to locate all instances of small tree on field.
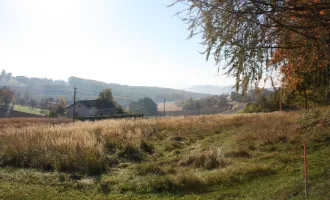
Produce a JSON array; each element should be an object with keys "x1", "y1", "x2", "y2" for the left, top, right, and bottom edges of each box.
[
  {"x1": 56, "y1": 97, "x2": 67, "y2": 116},
  {"x1": 30, "y1": 99, "x2": 36, "y2": 109},
  {"x1": 0, "y1": 87, "x2": 15, "y2": 107}
]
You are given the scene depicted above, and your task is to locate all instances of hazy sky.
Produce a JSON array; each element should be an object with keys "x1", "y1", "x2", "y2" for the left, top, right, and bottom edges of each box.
[{"x1": 0, "y1": 0, "x2": 235, "y2": 89}]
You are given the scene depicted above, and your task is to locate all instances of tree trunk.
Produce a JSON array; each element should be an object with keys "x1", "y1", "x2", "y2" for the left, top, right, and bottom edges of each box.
[
  {"x1": 303, "y1": 88, "x2": 308, "y2": 112},
  {"x1": 280, "y1": 87, "x2": 283, "y2": 112}
]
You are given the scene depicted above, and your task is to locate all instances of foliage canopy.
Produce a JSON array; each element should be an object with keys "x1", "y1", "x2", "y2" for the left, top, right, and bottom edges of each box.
[{"x1": 173, "y1": 0, "x2": 330, "y2": 95}]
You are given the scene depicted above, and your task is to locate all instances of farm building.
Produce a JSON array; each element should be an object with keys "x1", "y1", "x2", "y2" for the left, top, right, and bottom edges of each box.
[{"x1": 67, "y1": 100, "x2": 117, "y2": 118}]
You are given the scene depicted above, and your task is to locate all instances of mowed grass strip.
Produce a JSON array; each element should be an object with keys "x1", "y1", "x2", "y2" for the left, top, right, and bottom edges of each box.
[{"x1": 13, "y1": 104, "x2": 46, "y2": 115}]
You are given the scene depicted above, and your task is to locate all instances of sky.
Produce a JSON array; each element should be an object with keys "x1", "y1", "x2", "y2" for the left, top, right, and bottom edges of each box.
[{"x1": 0, "y1": 0, "x2": 235, "y2": 89}]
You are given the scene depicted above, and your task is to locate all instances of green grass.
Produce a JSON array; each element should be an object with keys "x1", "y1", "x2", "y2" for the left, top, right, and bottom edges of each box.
[
  {"x1": 0, "y1": 112, "x2": 329, "y2": 199},
  {"x1": 13, "y1": 104, "x2": 48, "y2": 115}
]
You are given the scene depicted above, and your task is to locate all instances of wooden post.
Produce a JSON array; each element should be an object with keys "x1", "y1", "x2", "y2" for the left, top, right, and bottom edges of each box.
[{"x1": 304, "y1": 140, "x2": 308, "y2": 199}]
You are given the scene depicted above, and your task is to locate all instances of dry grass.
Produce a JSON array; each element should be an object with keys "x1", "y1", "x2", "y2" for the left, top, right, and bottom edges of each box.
[
  {"x1": 1, "y1": 111, "x2": 329, "y2": 199},
  {"x1": 178, "y1": 147, "x2": 228, "y2": 170},
  {"x1": 0, "y1": 112, "x2": 299, "y2": 175},
  {"x1": 0, "y1": 118, "x2": 72, "y2": 129}
]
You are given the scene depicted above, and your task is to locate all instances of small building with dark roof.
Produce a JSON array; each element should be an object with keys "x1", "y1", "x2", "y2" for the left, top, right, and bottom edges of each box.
[{"x1": 67, "y1": 99, "x2": 117, "y2": 118}]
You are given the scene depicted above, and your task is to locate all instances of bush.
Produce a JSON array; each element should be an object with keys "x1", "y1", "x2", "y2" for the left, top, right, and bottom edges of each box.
[
  {"x1": 298, "y1": 109, "x2": 330, "y2": 129},
  {"x1": 243, "y1": 103, "x2": 265, "y2": 113}
]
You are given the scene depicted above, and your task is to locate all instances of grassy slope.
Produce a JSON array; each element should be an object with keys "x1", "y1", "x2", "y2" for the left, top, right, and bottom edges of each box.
[
  {"x1": 0, "y1": 113, "x2": 329, "y2": 200},
  {"x1": 13, "y1": 104, "x2": 46, "y2": 115}
]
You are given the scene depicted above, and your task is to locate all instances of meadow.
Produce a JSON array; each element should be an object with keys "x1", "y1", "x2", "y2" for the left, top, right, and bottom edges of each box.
[
  {"x1": 0, "y1": 112, "x2": 329, "y2": 199},
  {"x1": 13, "y1": 105, "x2": 47, "y2": 116}
]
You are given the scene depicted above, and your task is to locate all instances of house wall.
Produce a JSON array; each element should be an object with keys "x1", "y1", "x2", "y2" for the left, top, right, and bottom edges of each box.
[
  {"x1": 67, "y1": 103, "x2": 91, "y2": 118},
  {"x1": 96, "y1": 108, "x2": 117, "y2": 116}
]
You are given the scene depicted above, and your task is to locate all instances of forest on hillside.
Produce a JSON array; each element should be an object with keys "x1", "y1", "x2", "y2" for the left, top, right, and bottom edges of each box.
[{"x1": 0, "y1": 70, "x2": 210, "y2": 107}]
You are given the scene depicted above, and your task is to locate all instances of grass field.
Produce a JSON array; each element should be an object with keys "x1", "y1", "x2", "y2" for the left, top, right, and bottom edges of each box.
[
  {"x1": 13, "y1": 104, "x2": 47, "y2": 116},
  {"x1": 0, "y1": 112, "x2": 329, "y2": 199}
]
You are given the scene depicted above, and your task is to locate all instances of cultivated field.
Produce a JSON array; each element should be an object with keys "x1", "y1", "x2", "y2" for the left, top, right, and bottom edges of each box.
[
  {"x1": 157, "y1": 101, "x2": 182, "y2": 112},
  {"x1": 0, "y1": 112, "x2": 329, "y2": 199}
]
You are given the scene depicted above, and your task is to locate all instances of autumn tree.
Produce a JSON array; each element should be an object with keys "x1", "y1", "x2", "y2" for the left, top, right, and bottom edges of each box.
[
  {"x1": 172, "y1": 0, "x2": 330, "y2": 96},
  {"x1": 56, "y1": 97, "x2": 67, "y2": 115},
  {"x1": 98, "y1": 88, "x2": 114, "y2": 102},
  {"x1": 0, "y1": 87, "x2": 15, "y2": 107}
]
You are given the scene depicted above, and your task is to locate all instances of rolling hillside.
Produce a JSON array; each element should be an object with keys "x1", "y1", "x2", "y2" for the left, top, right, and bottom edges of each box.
[{"x1": 2, "y1": 76, "x2": 211, "y2": 107}]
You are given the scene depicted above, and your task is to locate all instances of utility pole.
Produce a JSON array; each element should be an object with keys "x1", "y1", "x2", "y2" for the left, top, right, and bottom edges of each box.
[
  {"x1": 164, "y1": 98, "x2": 166, "y2": 117},
  {"x1": 73, "y1": 87, "x2": 77, "y2": 122}
]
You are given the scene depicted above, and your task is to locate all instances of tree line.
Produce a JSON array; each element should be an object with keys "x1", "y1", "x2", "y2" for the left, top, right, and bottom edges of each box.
[
  {"x1": 177, "y1": 94, "x2": 229, "y2": 110},
  {"x1": 1, "y1": 86, "x2": 159, "y2": 117}
]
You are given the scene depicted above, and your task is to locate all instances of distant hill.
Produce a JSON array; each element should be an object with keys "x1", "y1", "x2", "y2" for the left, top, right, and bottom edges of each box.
[
  {"x1": 1, "y1": 75, "x2": 211, "y2": 107},
  {"x1": 184, "y1": 85, "x2": 234, "y2": 95}
]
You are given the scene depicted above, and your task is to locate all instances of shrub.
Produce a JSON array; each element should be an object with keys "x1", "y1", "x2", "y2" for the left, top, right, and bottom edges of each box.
[
  {"x1": 298, "y1": 109, "x2": 330, "y2": 129},
  {"x1": 243, "y1": 103, "x2": 264, "y2": 113}
]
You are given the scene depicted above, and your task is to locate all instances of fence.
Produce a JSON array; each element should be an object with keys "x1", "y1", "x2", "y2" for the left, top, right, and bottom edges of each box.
[{"x1": 74, "y1": 114, "x2": 144, "y2": 121}]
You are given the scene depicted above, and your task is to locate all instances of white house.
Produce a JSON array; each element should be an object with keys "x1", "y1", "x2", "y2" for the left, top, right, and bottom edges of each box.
[{"x1": 67, "y1": 100, "x2": 117, "y2": 118}]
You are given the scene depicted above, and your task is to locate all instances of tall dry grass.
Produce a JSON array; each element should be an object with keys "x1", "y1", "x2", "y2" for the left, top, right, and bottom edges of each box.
[
  {"x1": 0, "y1": 112, "x2": 300, "y2": 175},
  {"x1": 0, "y1": 118, "x2": 71, "y2": 129}
]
